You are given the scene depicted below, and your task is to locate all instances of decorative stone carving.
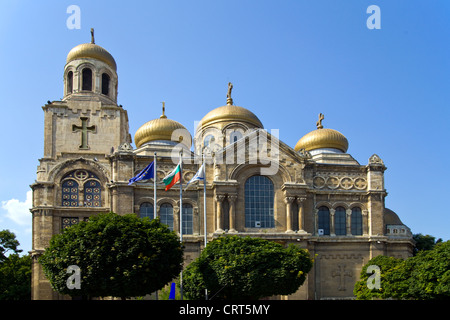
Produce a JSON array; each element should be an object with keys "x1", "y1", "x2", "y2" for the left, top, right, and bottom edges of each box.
[
  {"x1": 326, "y1": 177, "x2": 339, "y2": 189},
  {"x1": 340, "y1": 177, "x2": 353, "y2": 190},
  {"x1": 354, "y1": 177, "x2": 367, "y2": 190},
  {"x1": 369, "y1": 154, "x2": 384, "y2": 165},
  {"x1": 313, "y1": 176, "x2": 326, "y2": 189},
  {"x1": 118, "y1": 142, "x2": 133, "y2": 151}
]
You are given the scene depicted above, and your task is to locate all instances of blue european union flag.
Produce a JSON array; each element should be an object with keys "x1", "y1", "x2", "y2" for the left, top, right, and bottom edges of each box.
[{"x1": 128, "y1": 161, "x2": 155, "y2": 185}]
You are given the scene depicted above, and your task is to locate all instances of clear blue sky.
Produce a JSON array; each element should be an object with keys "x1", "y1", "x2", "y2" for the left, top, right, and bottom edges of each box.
[{"x1": 1, "y1": 0, "x2": 449, "y2": 253}]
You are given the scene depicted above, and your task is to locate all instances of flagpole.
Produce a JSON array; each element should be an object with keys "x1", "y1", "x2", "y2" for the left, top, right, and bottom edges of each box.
[
  {"x1": 203, "y1": 154, "x2": 208, "y2": 300},
  {"x1": 203, "y1": 154, "x2": 207, "y2": 247},
  {"x1": 154, "y1": 152, "x2": 157, "y2": 220},
  {"x1": 179, "y1": 149, "x2": 183, "y2": 300}
]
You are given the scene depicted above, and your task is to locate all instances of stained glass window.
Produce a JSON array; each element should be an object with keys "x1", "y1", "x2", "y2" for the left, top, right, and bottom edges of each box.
[
  {"x1": 62, "y1": 217, "x2": 79, "y2": 229},
  {"x1": 62, "y1": 179, "x2": 79, "y2": 207},
  {"x1": 245, "y1": 175, "x2": 274, "y2": 228},
  {"x1": 84, "y1": 180, "x2": 101, "y2": 207}
]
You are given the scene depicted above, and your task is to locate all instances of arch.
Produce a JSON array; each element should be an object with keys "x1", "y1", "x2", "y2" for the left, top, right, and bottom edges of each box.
[
  {"x1": 318, "y1": 206, "x2": 330, "y2": 235},
  {"x1": 230, "y1": 162, "x2": 291, "y2": 183},
  {"x1": 332, "y1": 202, "x2": 349, "y2": 210},
  {"x1": 244, "y1": 175, "x2": 274, "y2": 228},
  {"x1": 334, "y1": 206, "x2": 347, "y2": 236},
  {"x1": 82, "y1": 67, "x2": 93, "y2": 91},
  {"x1": 48, "y1": 158, "x2": 109, "y2": 184}
]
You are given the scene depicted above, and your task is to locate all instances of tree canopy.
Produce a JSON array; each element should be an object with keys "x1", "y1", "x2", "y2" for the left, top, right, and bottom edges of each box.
[
  {"x1": 0, "y1": 230, "x2": 31, "y2": 300},
  {"x1": 354, "y1": 240, "x2": 450, "y2": 300},
  {"x1": 183, "y1": 235, "x2": 313, "y2": 300},
  {"x1": 39, "y1": 212, "x2": 183, "y2": 299}
]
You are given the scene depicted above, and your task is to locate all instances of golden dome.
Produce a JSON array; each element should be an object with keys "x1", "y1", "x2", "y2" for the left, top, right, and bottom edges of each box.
[
  {"x1": 294, "y1": 114, "x2": 348, "y2": 153},
  {"x1": 134, "y1": 108, "x2": 192, "y2": 149},
  {"x1": 198, "y1": 105, "x2": 263, "y2": 131},
  {"x1": 66, "y1": 43, "x2": 117, "y2": 71}
]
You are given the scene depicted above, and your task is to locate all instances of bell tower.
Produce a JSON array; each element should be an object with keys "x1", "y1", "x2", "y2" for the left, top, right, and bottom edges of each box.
[
  {"x1": 31, "y1": 30, "x2": 132, "y2": 299},
  {"x1": 41, "y1": 29, "x2": 131, "y2": 159}
]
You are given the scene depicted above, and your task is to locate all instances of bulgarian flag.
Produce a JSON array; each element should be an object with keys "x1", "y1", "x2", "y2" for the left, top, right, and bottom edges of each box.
[{"x1": 163, "y1": 161, "x2": 182, "y2": 191}]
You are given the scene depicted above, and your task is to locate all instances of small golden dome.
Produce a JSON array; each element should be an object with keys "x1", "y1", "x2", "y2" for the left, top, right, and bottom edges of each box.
[
  {"x1": 134, "y1": 108, "x2": 192, "y2": 149},
  {"x1": 294, "y1": 114, "x2": 348, "y2": 153},
  {"x1": 66, "y1": 43, "x2": 117, "y2": 71},
  {"x1": 198, "y1": 105, "x2": 263, "y2": 131}
]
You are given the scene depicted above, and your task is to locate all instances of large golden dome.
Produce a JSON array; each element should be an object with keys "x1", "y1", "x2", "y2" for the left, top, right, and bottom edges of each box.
[
  {"x1": 66, "y1": 43, "x2": 117, "y2": 71},
  {"x1": 198, "y1": 105, "x2": 263, "y2": 131},
  {"x1": 134, "y1": 108, "x2": 192, "y2": 149},
  {"x1": 294, "y1": 114, "x2": 348, "y2": 153}
]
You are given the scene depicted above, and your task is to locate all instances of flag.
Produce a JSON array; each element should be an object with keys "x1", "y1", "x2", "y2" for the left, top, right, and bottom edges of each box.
[
  {"x1": 163, "y1": 161, "x2": 181, "y2": 191},
  {"x1": 128, "y1": 161, "x2": 154, "y2": 185},
  {"x1": 185, "y1": 163, "x2": 205, "y2": 191}
]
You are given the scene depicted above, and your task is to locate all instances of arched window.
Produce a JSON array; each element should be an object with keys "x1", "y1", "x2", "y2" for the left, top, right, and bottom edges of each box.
[
  {"x1": 82, "y1": 68, "x2": 92, "y2": 91},
  {"x1": 318, "y1": 206, "x2": 330, "y2": 235},
  {"x1": 67, "y1": 71, "x2": 73, "y2": 94},
  {"x1": 230, "y1": 131, "x2": 242, "y2": 143},
  {"x1": 335, "y1": 207, "x2": 347, "y2": 236},
  {"x1": 101, "y1": 73, "x2": 110, "y2": 95},
  {"x1": 351, "y1": 207, "x2": 363, "y2": 235},
  {"x1": 245, "y1": 175, "x2": 274, "y2": 228},
  {"x1": 182, "y1": 203, "x2": 193, "y2": 235},
  {"x1": 140, "y1": 202, "x2": 154, "y2": 219},
  {"x1": 160, "y1": 203, "x2": 174, "y2": 231},
  {"x1": 84, "y1": 180, "x2": 101, "y2": 207},
  {"x1": 62, "y1": 179, "x2": 79, "y2": 207},
  {"x1": 203, "y1": 134, "x2": 215, "y2": 148}
]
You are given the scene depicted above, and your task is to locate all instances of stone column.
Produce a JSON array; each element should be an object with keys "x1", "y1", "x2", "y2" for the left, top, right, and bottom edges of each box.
[
  {"x1": 330, "y1": 208, "x2": 336, "y2": 236},
  {"x1": 346, "y1": 208, "x2": 352, "y2": 236},
  {"x1": 362, "y1": 209, "x2": 369, "y2": 235},
  {"x1": 296, "y1": 196, "x2": 307, "y2": 233},
  {"x1": 173, "y1": 205, "x2": 180, "y2": 235},
  {"x1": 228, "y1": 195, "x2": 237, "y2": 233},
  {"x1": 215, "y1": 194, "x2": 225, "y2": 232},
  {"x1": 285, "y1": 196, "x2": 295, "y2": 233}
]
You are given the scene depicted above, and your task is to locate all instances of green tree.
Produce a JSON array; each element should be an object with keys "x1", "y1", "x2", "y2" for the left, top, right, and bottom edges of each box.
[
  {"x1": 0, "y1": 254, "x2": 31, "y2": 300},
  {"x1": 0, "y1": 230, "x2": 31, "y2": 300},
  {"x1": 412, "y1": 233, "x2": 443, "y2": 256},
  {"x1": 353, "y1": 255, "x2": 403, "y2": 300},
  {"x1": 354, "y1": 240, "x2": 450, "y2": 300},
  {"x1": 183, "y1": 236, "x2": 313, "y2": 300},
  {"x1": 0, "y1": 230, "x2": 22, "y2": 262},
  {"x1": 39, "y1": 212, "x2": 184, "y2": 299},
  {"x1": 401, "y1": 240, "x2": 450, "y2": 299}
]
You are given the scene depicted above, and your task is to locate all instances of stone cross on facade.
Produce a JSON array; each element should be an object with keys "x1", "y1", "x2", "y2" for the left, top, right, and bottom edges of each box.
[
  {"x1": 331, "y1": 264, "x2": 352, "y2": 291},
  {"x1": 72, "y1": 117, "x2": 96, "y2": 150}
]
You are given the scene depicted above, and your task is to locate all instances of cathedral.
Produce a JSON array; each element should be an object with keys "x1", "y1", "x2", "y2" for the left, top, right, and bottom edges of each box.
[{"x1": 30, "y1": 33, "x2": 414, "y2": 300}]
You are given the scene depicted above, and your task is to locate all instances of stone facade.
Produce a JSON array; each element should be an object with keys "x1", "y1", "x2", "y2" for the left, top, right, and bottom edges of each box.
[{"x1": 30, "y1": 39, "x2": 413, "y2": 300}]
